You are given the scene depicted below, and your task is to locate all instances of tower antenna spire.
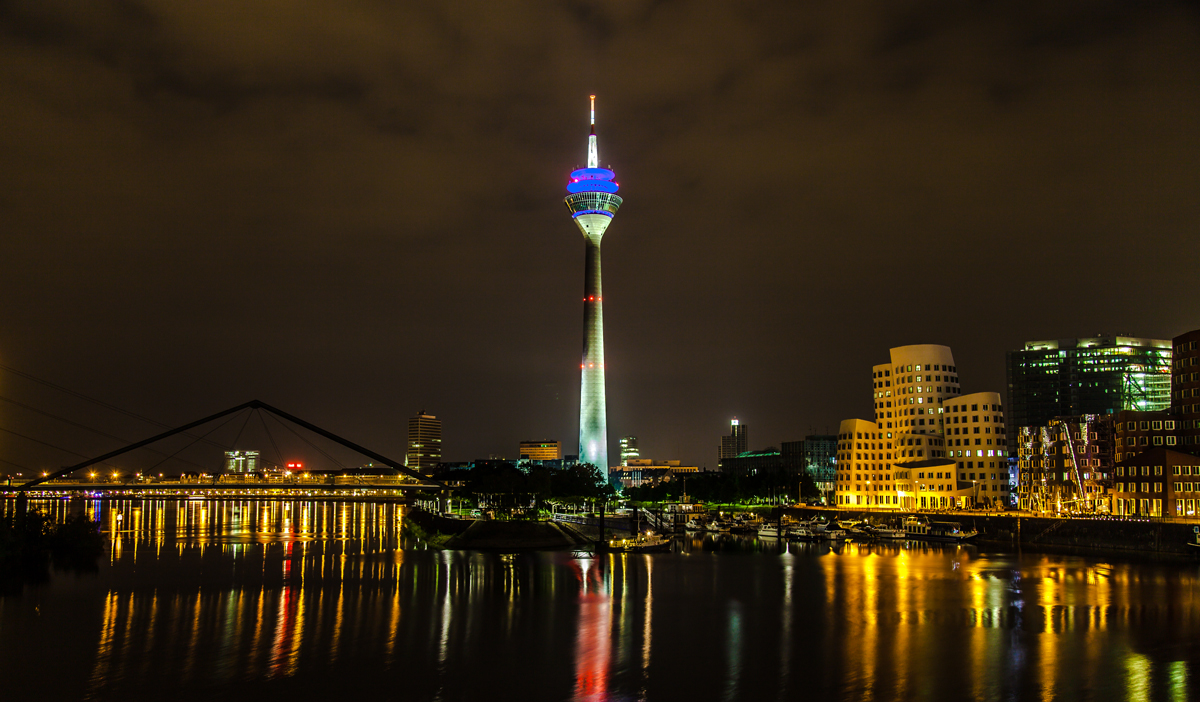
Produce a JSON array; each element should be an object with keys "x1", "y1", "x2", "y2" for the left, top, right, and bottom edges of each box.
[{"x1": 587, "y1": 95, "x2": 599, "y2": 168}]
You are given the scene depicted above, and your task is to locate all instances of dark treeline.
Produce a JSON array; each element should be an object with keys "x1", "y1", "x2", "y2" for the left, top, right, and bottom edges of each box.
[
  {"x1": 442, "y1": 462, "x2": 615, "y2": 518},
  {"x1": 624, "y1": 470, "x2": 819, "y2": 505},
  {"x1": 1, "y1": 503, "x2": 102, "y2": 593}
]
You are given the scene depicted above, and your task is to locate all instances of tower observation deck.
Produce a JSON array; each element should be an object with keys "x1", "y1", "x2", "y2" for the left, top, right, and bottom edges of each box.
[{"x1": 565, "y1": 95, "x2": 622, "y2": 475}]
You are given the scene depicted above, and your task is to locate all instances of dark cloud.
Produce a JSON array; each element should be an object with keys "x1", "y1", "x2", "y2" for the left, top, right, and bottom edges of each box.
[{"x1": 0, "y1": 0, "x2": 1197, "y2": 470}]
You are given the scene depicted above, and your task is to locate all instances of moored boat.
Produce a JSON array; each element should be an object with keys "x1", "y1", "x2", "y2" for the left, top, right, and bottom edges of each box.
[
  {"x1": 794, "y1": 518, "x2": 827, "y2": 533},
  {"x1": 758, "y1": 524, "x2": 785, "y2": 539},
  {"x1": 787, "y1": 525, "x2": 821, "y2": 542},
  {"x1": 604, "y1": 533, "x2": 672, "y2": 553},
  {"x1": 902, "y1": 516, "x2": 977, "y2": 543}
]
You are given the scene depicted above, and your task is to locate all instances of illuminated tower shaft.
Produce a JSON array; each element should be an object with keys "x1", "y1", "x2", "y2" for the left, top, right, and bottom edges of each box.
[{"x1": 565, "y1": 96, "x2": 622, "y2": 473}]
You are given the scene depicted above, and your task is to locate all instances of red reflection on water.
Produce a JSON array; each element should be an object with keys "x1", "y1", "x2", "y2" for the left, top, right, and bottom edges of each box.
[
  {"x1": 572, "y1": 559, "x2": 612, "y2": 702},
  {"x1": 574, "y1": 593, "x2": 611, "y2": 701},
  {"x1": 271, "y1": 542, "x2": 297, "y2": 677}
]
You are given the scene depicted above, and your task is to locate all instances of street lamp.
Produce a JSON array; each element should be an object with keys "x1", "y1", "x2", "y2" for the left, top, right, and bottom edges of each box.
[{"x1": 973, "y1": 480, "x2": 978, "y2": 510}]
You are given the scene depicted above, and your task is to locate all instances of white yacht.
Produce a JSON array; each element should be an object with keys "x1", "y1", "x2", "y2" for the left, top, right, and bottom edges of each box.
[
  {"x1": 787, "y1": 525, "x2": 821, "y2": 542},
  {"x1": 758, "y1": 524, "x2": 784, "y2": 539}
]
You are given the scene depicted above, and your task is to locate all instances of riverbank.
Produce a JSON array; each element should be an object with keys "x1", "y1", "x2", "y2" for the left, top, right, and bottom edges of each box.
[
  {"x1": 789, "y1": 507, "x2": 1200, "y2": 556},
  {"x1": 403, "y1": 508, "x2": 630, "y2": 551}
]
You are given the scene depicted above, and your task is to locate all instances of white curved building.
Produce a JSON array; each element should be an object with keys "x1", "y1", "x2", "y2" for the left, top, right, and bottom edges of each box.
[{"x1": 837, "y1": 344, "x2": 1008, "y2": 510}]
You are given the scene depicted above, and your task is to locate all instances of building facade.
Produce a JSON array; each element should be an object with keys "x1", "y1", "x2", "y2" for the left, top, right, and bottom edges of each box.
[
  {"x1": 1172, "y1": 329, "x2": 1200, "y2": 453},
  {"x1": 1112, "y1": 447, "x2": 1200, "y2": 518},
  {"x1": 1006, "y1": 336, "x2": 1172, "y2": 440},
  {"x1": 835, "y1": 419, "x2": 890, "y2": 507},
  {"x1": 610, "y1": 459, "x2": 699, "y2": 490},
  {"x1": 406, "y1": 411, "x2": 442, "y2": 475},
  {"x1": 1114, "y1": 410, "x2": 1176, "y2": 463},
  {"x1": 518, "y1": 440, "x2": 561, "y2": 461},
  {"x1": 894, "y1": 458, "x2": 968, "y2": 510},
  {"x1": 1016, "y1": 414, "x2": 1115, "y2": 513},
  {"x1": 782, "y1": 435, "x2": 837, "y2": 502},
  {"x1": 719, "y1": 448, "x2": 808, "y2": 478},
  {"x1": 942, "y1": 392, "x2": 1010, "y2": 508},
  {"x1": 566, "y1": 96, "x2": 622, "y2": 474}
]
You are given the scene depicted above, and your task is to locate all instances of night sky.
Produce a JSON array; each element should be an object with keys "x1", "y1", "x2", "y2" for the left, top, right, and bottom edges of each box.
[{"x1": 1, "y1": 1, "x2": 1198, "y2": 473}]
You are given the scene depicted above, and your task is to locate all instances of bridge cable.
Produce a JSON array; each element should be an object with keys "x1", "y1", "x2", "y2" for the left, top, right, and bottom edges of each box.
[
  {"x1": 263, "y1": 410, "x2": 349, "y2": 471},
  {"x1": 0, "y1": 393, "x2": 213, "y2": 475},
  {"x1": 141, "y1": 409, "x2": 247, "y2": 476},
  {"x1": 0, "y1": 362, "x2": 229, "y2": 450},
  {"x1": 254, "y1": 409, "x2": 285, "y2": 471},
  {"x1": 0, "y1": 456, "x2": 33, "y2": 473},
  {"x1": 227, "y1": 408, "x2": 254, "y2": 458},
  {"x1": 0, "y1": 425, "x2": 121, "y2": 471}
]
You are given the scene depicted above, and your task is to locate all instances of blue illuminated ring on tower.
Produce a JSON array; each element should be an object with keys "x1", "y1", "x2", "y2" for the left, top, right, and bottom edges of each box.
[
  {"x1": 567, "y1": 167, "x2": 619, "y2": 194},
  {"x1": 567, "y1": 180, "x2": 618, "y2": 194},
  {"x1": 570, "y1": 167, "x2": 615, "y2": 181}
]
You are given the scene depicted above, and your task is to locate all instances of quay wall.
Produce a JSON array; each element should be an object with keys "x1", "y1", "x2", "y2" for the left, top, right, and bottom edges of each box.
[{"x1": 789, "y1": 508, "x2": 1199, "y2": 556}]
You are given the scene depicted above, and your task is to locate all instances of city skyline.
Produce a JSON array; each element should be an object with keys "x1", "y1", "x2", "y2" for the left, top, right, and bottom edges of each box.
[{"x1": 0, "y1": 4, "x2": 1198, "y2": 470}]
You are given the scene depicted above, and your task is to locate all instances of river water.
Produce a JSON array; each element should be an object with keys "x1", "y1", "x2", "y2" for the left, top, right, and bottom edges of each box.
[{"x1": 2, "y1": 498, "x2": 1199, "y2": 701}]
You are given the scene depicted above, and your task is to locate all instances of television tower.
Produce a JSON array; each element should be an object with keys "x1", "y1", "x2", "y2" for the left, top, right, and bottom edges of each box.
[{"x1": 565, "y1": 95, "x2": 622, "y2": 474}]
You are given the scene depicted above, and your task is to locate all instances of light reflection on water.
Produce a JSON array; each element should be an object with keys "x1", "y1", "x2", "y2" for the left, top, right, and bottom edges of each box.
[{"x1": 2, "y1": 498, "x2": 1200, "y2": 701}]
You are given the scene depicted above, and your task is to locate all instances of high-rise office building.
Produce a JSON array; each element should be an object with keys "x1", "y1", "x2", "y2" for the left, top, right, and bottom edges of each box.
[
  {"x1": 1006, "y1": 336, "x2": 1172, "y2": 439},
  {"x1": 719, "y1": 417, "x2": 748, "y2": 463},
  {"x1": 225, "y1": 450, "x2": 259, "y2": 473},
  {"x1": 518, "y1": 440, "x2": 561, "y2": 461},
  {"x1": 406, "y1": 411, "x2": 442, "y2": 474},
  {"x1": 566, "y1": 95, "x2": 622, "y2": 473},
  {"x1": 619, "y1": 436, "x2": 639, "y2": 462}
]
